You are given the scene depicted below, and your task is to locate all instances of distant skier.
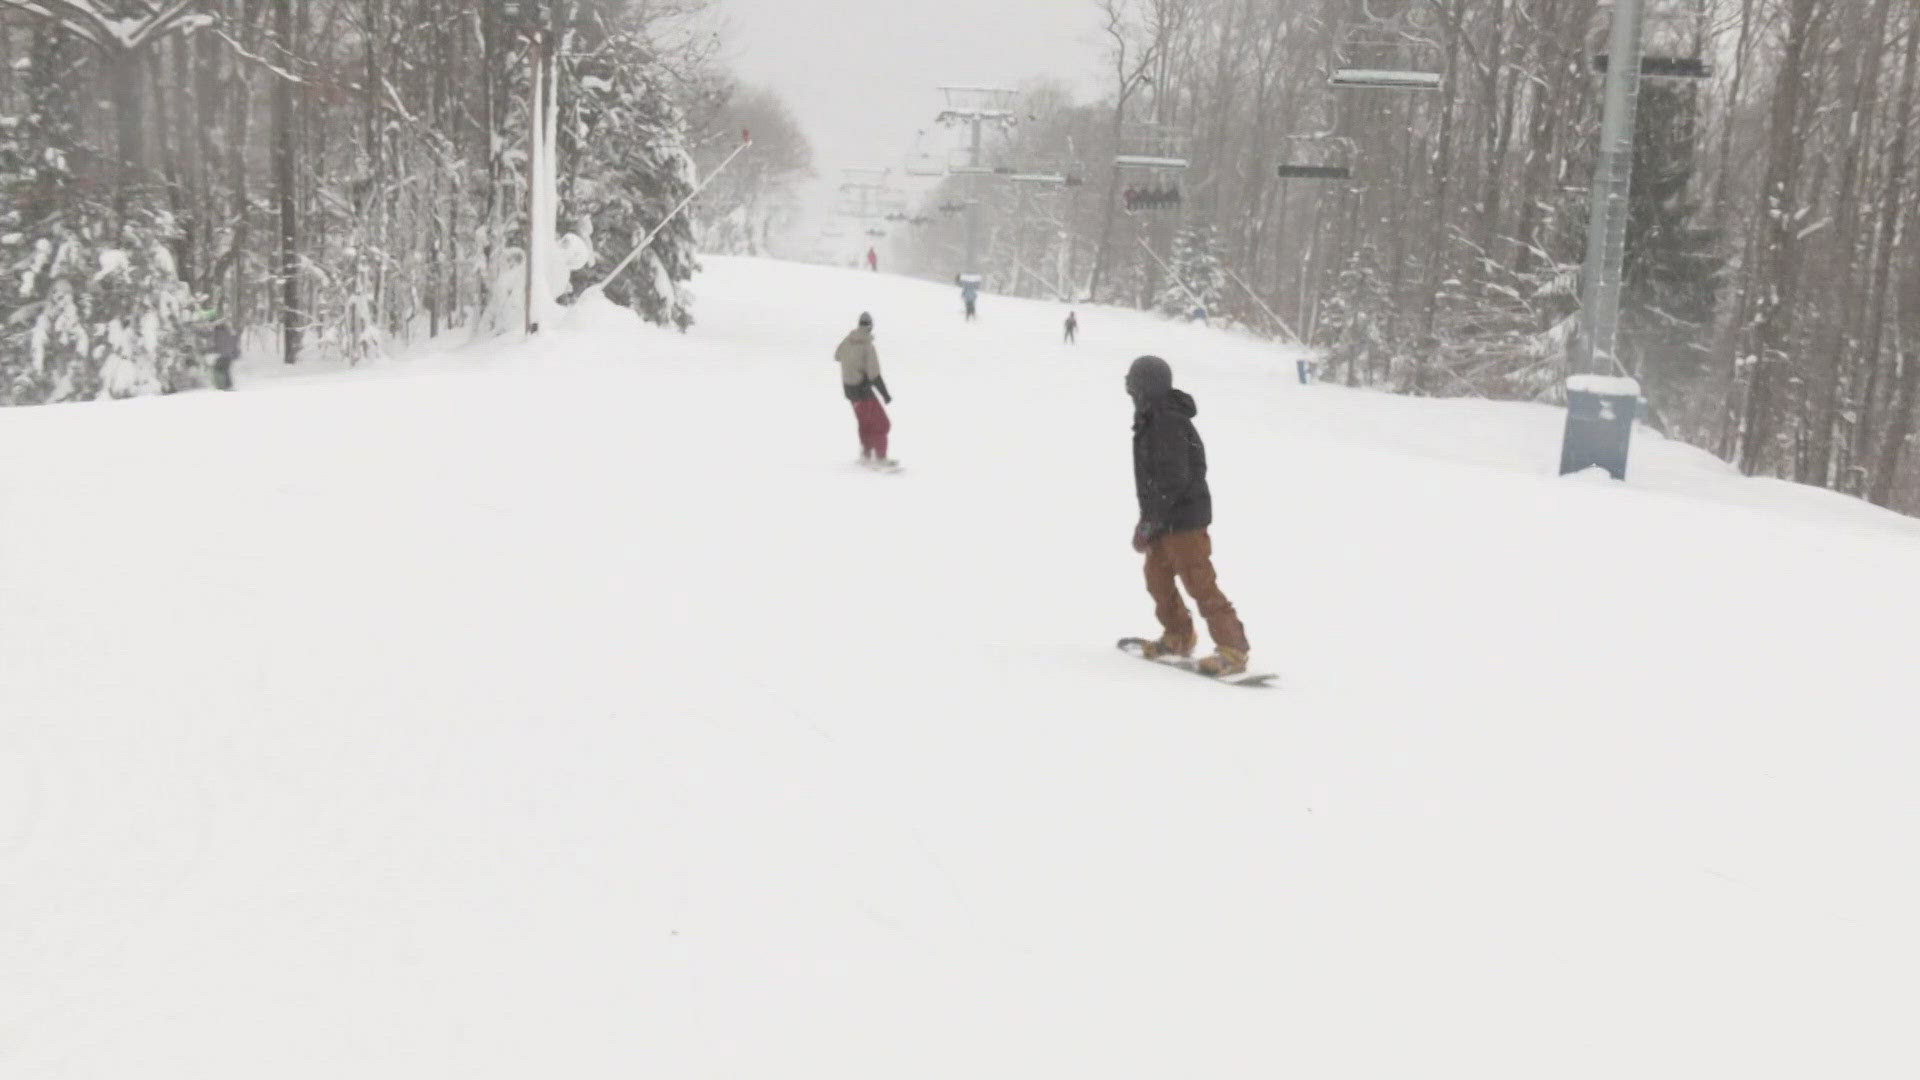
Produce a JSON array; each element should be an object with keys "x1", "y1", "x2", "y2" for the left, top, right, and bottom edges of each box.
[
  {"x1": 834, "y1": 311, "x2": 896, "y2": 468},
  {"x1": 867, "y1": 246, "x2": 878, "y2": 272},
  {"x1": 961, "y1": 277, "x2": 979, "y2": 321},
  {"x1": 208, "y1": 313, "x2": 238, "y2": 391},
  {"x1": 1124, "y1": 354, "x2": 1248, "y2": 676},
  {"x1": 1064, "y1": 311, "x2": 1078, "y2": 344}
]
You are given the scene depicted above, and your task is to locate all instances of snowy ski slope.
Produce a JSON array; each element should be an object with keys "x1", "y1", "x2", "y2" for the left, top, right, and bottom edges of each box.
[{"x1": 3, "y1": 256, "x2": 1918, "y2": 1077}]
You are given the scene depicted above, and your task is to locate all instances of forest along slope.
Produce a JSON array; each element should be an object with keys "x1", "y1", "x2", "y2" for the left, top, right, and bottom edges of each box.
[{"x1": 2, "y1": 255, "x2": 1917, "y2": 1078}]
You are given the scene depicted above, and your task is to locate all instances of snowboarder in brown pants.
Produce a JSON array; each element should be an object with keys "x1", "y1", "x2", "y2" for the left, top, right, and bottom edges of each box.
[{"x1": 1126, "y1": 354, "x2": 1249, "y2": 676}]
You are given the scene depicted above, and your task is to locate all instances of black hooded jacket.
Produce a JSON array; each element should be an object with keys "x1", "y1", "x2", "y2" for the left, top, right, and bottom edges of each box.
[{"x1": 1129, "y1": 357, "x2": 1212, "y2": 539}]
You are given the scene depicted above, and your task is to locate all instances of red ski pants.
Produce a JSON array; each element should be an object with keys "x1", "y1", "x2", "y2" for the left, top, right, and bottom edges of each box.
[{"x1": 852, "y1": 397, "x2": 890, "y2": 458}]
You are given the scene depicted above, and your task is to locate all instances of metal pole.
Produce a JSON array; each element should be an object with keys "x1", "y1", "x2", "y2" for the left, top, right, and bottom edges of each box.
[
  {"x1": 523, "y1": 31, "x2": 546, "y2": 337},
  {"x1": 965, "y1": 115, "x2": 983, "y2": 274},
  {"x1": 1575, "y1": 0, "x2": 1648, "y2": 376},
  {"x1": 591, "y1": 132, "x2": 753, "y2": 294}
]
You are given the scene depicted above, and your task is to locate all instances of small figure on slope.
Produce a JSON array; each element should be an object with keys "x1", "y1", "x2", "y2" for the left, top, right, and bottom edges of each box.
[
  {"x1": 867, "y1": 246, "x2": 879, "y2": 272},
  {"x1": 1064, "y1": 310, "x2": 1079, "y2": 344},
  {"x1": 1125, "y1": 354, "x2": 1249, "y2": 676},
  {"x1": 200, "y1": 309, "x2": 239, "y2": 390},
  {"x1": 835, "y1": 311, "x2": 897, "y2": 468},
  {"x1": 959, "y1": 276, "x2": 980, "y2": 321}
]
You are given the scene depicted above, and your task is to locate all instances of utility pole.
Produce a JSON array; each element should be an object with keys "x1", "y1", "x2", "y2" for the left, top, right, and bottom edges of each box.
[
  {"x1": 1575, "y1": 0, "x2": 1647, "y2": 377},
  {"x1": 1559, "y1": 0, "x2": 1649, "y2": 480},
  {"x1": 966, "y1": 118, "x2": 984, "y2": 274},
  {"x1": 507, "y1": 1, "x2": 557, "y2": 337}
]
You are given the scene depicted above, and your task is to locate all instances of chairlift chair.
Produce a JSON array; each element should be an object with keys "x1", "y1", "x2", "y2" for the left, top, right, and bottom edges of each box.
[
  {"x1": 1275, "y1": 135, "x2": 1353, "y2": 181},
  {"x1": 1003, "y1": 155, "x2": 1075, "y2": 186},
  {"x1": 1590, "y1": 0, "x2": 1712, "y2": 80},
  {"x1": 946, "y1": 147, "x2": 995, "y2": 176},
  {"x1": 904, "y1": 150, "x2": 948, "y2": 178},
  {"x1": 1330, "y1": 0, "x2": 1445, "y2": 90},
  {"x1": 1114, "y1": 123, "x2": 1191, "y2": 171}
]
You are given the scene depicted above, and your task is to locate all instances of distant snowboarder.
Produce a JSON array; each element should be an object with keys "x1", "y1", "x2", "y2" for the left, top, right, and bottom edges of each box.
[
  {"x1": 1064, "y1": 311, "x2": 1079, "y2": 344},
  {"x1": 1123, "y1": 354, "x2": 1249, "y2": 677},
  {"x1": 835, "y1": 312, "x2": 896, "y2": 468},
  {"x1": 960, "y1": 276, "x2": 980, "y2": 321},
  {"x1": 867, "y1": 247, "x2": 878, "y2": 272}
]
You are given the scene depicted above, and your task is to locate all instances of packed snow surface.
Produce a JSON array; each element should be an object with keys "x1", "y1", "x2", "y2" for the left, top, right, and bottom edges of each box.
[
  {"x1": 4, "y1": 257, "x2": 1919, "y2": 1077},
  {"x1": 1566, "y1": 373, "x2": 1643, "y2": 398}
]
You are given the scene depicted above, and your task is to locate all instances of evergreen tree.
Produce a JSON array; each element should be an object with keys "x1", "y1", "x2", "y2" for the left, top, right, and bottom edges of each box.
[
  {"x1": 0, "y1": 27, "x2": 198, "y2": 405},
  {"x1": 1157, "y1": 223, "x2": 1225, "y2": 319},
  {"x1": 1319, "y1": 244, "x2": 1395, "y2": 387},
  {"x1": 1620, "y1": 80, "x2": 1722, "y2": 435},
  {"x1": 562, "y1": 11, "x2": 699, "y2": 330}
]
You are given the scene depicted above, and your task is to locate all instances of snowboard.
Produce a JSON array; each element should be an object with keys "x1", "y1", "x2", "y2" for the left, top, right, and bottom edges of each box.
[
  {"x1": 858, "y1": 458, "x2": 905, "y2": 474},
  {"x1": 1116, "y1": 638, "x2": 1277, "y2": 688}
]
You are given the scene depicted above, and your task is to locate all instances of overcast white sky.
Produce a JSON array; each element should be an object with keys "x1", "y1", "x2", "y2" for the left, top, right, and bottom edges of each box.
[{"x1": 714, "y1": 0, "x2": 1111, "y2": 207}]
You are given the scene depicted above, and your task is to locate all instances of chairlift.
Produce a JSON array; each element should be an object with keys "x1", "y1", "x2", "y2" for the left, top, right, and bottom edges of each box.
[
  {"x1": 1001, "y1": 155, "x2": 1076, "y2": 186},
  {"x1": 1330, "y1": 0, "x2": 1444, "y2": 91},
  {"x1": 904, "y1": 150, "x2": 948, "y2": 178},
  {"x1": 1115, "y1": 124, "x2": 1191, "y2": 171},
  {"x1": 935, "y1": 86, "x2": 1020, "y2": 129},
  {"x1": 1274, "y1": 135, "x2": 1353, "y2": 181},
  {"x1": 946, "y1": 147, "x2": 995, "y2": 176},
  {"x1": 904, "y1": 130, "x2": 950, "y2": 177},
  {"x1": 1590, "y1": 0, "x2": 1711, "y2": 80},
  {"x1": 1122, "y1": 183, "x2": 1183, "y2": 213}
]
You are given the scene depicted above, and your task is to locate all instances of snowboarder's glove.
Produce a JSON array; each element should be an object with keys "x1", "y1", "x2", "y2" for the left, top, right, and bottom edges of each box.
[
  {"x1": 874, "y1": 377, "x2": 892, "y2": 405},
  {"x1": 1132, "y1": 521, "x2": 1156, "y2": 553}
]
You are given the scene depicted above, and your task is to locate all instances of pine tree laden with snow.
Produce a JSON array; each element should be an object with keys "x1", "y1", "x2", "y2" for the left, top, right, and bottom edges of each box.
[
  {"x1": 560, "y1": 11, "x2": 698, "y2": 331},
  {"x1": 0, "y1": 25, "x2": 198, "y2": 405},
  {"x1": 1157, "y1": 223, "x2": 1225, "y2": 321}
]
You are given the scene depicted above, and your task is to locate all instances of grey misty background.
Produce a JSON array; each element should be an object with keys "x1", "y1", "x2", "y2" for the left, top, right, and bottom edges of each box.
[{"x1": 2, "y1": 0, "x2": 1918, "y2": 514}]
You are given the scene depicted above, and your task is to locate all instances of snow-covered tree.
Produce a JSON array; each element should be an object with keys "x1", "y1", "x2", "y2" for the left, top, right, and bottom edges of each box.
[
  {"x1": 560, "y1": 9, "x2": 699, "y2": 330},
  {"x1": 0, "y1": 25, "x2": 198, "y2": 405},
  {"x1": 1157, "y1": 223, "x2": 1224, "y2": 319}
]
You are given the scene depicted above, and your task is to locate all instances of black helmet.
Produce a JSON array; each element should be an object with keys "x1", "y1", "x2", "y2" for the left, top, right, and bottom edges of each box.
[
  {"x1": 1126, "y1": 355, "x2": 1173, "y2": 400},
  {"x1": 858, "y1": 311, "x2": 873, "y2": 327}
]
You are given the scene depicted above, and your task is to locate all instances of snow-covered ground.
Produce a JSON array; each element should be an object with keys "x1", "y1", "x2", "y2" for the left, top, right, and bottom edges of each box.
[{"x1": 4, "y1": 256, "x2": 1918, "y2": 1078}]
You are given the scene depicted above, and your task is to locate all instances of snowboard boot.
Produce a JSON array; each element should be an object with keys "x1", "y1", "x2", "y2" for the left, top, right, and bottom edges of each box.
[
  {"x1": 1137, "y1": 635, "x2": 1195, "y2": 660},
  {"x1": 1196, "y1": 647, "x2": 1249, "y2": 677}
]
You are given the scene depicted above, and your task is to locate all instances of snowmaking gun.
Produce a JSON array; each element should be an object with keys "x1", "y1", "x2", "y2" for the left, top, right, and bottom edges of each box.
[{"x1": 581, "y1": 129, "x2": 755, "y2": 300}]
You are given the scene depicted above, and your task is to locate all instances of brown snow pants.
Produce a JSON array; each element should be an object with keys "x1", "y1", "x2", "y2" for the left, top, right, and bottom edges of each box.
[{"x1": 1143, "y1": 528, "x2": 1248, "y2": 655}]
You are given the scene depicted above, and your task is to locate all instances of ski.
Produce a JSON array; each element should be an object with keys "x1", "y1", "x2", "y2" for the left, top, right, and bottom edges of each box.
[{"x1": 1116, "y1": 638, "x2": 1277, "y2": 688}]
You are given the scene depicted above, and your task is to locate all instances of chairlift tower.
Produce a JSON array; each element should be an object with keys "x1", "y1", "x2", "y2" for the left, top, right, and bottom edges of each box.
[
  {"x1": 1560, "y1": 0, "x2": 1710, "y2": 480},
  {"x1": 1573, "y1": 0, "x2": 1708, "y2": 383},
  {"x1": 934, "y1": 86, "x2": 1020, "y2": 277},
  {"x1": 1592, "y1": 0, "x2": 1713, "y2": 79},
  {"x1": 835, "y1": 167, "x2": 897, "y2": 221}
]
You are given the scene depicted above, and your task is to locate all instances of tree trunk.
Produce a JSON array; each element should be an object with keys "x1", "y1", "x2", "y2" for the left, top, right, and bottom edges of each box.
[
  {"x1": 1849, "y1": 6, "x2": 1920, "y2": 491},
  {"x1": 273, "y1": 0, "x2": 301, "y2": 363},
  {"x1": 1737, "y1": 0, "x2": 1829, "y2": 475}
]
